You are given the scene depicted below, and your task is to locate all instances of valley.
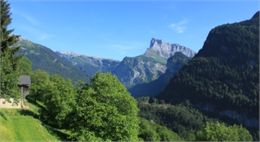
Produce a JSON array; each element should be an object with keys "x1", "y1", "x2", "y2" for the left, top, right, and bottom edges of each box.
[
  {"x1": 0, "y1": 0, "x2": 259, "y2": 141},
  {"x1": 18, "y1": 38, "x2": 195, "y2": 97}
]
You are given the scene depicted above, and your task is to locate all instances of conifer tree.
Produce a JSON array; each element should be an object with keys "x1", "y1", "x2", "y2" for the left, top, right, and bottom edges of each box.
[{"x1": 0, "y1": 0, "x2": 20, "y2": 99}]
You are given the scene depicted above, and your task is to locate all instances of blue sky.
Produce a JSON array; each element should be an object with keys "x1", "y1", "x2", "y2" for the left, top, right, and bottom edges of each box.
[{"x1": 9, "y1": 0, "x2": 259, "y2": 60}]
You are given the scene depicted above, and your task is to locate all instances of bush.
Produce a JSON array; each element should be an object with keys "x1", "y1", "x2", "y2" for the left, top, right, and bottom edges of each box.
[{"x1": 196, "y1": 121, "x2": 253, "y2": 141}]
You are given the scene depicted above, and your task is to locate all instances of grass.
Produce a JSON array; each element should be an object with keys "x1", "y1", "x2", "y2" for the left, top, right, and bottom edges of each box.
[{"x1": 0, "y1": 104, "x2": 60, "y2": 142}]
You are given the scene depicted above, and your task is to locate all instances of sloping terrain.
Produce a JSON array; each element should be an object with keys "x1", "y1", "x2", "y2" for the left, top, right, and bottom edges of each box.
[
  {"x1": 130, "y1": 52, "x2": 190, "y2": 97},
  {"x1": 160, "y1": 12, "x2": 259, "y2": 130},
  {"x1": 16, "y1": 39, "x2": 88, "y2": 82},
  {"x1": 113, "y1": 38, "x2": 195, "y2": 88},
  {"x1": 57, "y1": 52, "x2": 120, "y2": 77},
  {"x1": 0, "y1": 109, "x2": 59, "y2": 142}
]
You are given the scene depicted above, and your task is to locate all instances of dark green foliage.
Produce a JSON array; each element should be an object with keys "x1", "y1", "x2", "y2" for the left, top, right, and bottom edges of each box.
[
  {"x1": 0, "y1": 0, "x2": 20, "y2": 99},
  {"x1": 196, "y1": 121, "x2": 253, "y2": 141},
  {"x1": 159, "y1": 12, "x2": 259, "y2": 134},
  {"x1": 139, "y1": 118, "x2": 181, "y2": 141},
  {"x1": 69, "y1": 73, "x2": 139, "y2": 141},
  {"x1": 138, "y1": 98, "x2": 206, "y2": 139}
]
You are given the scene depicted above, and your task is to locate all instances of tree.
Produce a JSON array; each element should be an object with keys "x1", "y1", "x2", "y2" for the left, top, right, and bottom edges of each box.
[
  {"x1": 29, "y1": 70, "x2": 51, "y2": 102},
  {"x1": 0, "y1": 0, "x2": 20, "y2": 99},
  {"x1": 17, "y1": 56, "x2": 32, "y2": 75},
  {"x1": 138, "y1": 118, "x2": 181, "y2": 141},
  {"x1": 40, "y1": 75, "x2": 76, "y2": 128},
  {"x1": 196, "y1": 121, "x2": 253, "y2": 141},
  {"x1": 70, "y1": 73, "x2": 139, "y2": 141}
]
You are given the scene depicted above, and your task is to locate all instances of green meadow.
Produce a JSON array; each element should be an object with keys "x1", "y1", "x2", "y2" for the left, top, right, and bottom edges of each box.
[{"x1": 0, "y1": 107, "x2": 59, "y2": 142}]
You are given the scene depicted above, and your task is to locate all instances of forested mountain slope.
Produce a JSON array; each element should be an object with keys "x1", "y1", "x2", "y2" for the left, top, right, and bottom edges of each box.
[{"x1": 159, "y1": 12, "x2": 259, "y2": 129}]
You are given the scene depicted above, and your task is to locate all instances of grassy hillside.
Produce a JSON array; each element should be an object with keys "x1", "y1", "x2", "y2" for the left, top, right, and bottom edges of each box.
[{"x1": 0, "y1": 108, "x2": 59, "y2": 142}]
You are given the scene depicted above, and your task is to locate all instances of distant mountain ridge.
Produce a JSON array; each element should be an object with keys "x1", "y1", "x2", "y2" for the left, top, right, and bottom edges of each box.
[
  {"x1": 16, "y1": 39, "x2": 89, "y2": 82},
  {"x1": 130, "y1": 52, "x2": 191, "y2": 97},
  {"x1": 18, "y1": 38, "x2": 195, "y2": 95},
  {"x1": 113, "y1": 38, "x2": 195, "y2": 88},
  {"x1": 56, "y1": 52, "x2": 120, "y2": 77},
  {"x1": 145, "y1": 38, "x2": 195, "y2": 59}
]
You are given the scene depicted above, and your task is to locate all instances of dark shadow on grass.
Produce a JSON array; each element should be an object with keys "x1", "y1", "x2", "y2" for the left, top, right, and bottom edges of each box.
[
  {"x1": 0, "y1": 111, "x2": 7, "y2": 120},
  {"x1": 18, "y1": 100, "x2": 71, "y2": 141},
  {"x1": 43, "y1": 124, "x2": 71, "y2": 141},
  {"x1": 26, "y1": 96, "x2": 45, "y2": 110},
  {"x1": 19, "y1": 109, "x2": 39, "y2": 119}
]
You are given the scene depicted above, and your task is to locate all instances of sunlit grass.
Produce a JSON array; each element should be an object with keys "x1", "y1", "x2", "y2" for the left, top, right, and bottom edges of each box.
[{"x1": 0, "y1": 106, "x2": 59, "y2": 142}]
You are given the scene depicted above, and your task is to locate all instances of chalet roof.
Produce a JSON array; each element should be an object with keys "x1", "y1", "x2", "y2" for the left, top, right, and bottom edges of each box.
[{"x1": 18, "y1": 75, "x2": 31, "y2": 86}]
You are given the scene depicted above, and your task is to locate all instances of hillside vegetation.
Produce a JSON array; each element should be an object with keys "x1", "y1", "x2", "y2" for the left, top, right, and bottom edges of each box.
[{"x1": 160, "y1": 12, "x2": 259, "y2": 129}]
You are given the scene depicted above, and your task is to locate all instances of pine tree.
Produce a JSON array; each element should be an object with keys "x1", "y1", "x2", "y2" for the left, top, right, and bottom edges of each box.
[{"x1": 0, "y1": 0, "x2": 20, "y2": 99}]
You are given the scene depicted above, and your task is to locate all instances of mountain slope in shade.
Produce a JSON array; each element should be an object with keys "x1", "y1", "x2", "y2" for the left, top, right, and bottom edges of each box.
[
  {"x1": 159, "y1": 12, "x2": 259, "y2": 130},
  {"x1": 56, "y1": 52, "x2": 120, "y2": 77},
  {"x1": 130, "y1": 52, "x2": 190, "y2": 97},
  {"x1": 113, "y1": 38, "x2": 195, "y2": 88},
  {"x1": 16, "y1": 39, "x2": 89, "y2": 82}
]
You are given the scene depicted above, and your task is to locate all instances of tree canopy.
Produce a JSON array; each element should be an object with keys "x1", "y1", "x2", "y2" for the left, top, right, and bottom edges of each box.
[
  {"x1": 0, "y1": 0, "x2": 20, "y2": 99},
  {"x1": 196, "y1": 121, "x2": 253, "y2": 141},
  {"x1": 70, "y1": 73, "x2": 139, "y2": 141}
]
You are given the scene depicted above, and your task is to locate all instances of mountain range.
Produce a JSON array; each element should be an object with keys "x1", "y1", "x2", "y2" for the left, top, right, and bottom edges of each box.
[
  {"x1": 130, "y1": 52, "x2": 190, "y2": 97},
  {"x1": 17, "y1": 38, "x2": 195, "y2": 97},
  {"x1": 15, "y1": 11, "x2": 259, "y2": 140},
  {"x1": 16, "y1": 39, "x2": 88, "y2": 82},
  {"x1": 113, "y1": 38, "x2": 194, "y2": 88},
  {"x1": 56, "y1": 51, "x2": 120, "y2": 77}
]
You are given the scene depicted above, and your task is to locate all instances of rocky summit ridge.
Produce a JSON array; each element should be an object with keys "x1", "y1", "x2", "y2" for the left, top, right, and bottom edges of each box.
[{"x1": 145, "y1": 38, "x2": 195, "y2": 58}]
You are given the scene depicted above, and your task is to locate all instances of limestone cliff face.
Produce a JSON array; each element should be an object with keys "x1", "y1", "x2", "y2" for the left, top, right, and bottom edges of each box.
[
  {"x1": 145, "y1": 38, "x2": 195, "y2": 59},
  {"x1": 113, "y1": 38, "x2": 195, "y2": 88},
  {"x1": 113, "y1": 56, "x2": 167, "y2": 88}
]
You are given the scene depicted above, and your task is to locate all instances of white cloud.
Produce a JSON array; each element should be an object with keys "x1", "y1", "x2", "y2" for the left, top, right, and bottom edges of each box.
[{"x1": 169, "y1": 19, "x2": 188, "y2": 34}]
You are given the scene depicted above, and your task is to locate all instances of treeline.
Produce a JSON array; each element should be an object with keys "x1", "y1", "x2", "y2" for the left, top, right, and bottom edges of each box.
[
  {"x1": 26, "y1": 68, "x2": 184, "y2": 141},
  {"x1": 160, "y1": 12, "x2": 259, "y2": 121},
  {"x1": 27, "y1": 70, "x2": 139, "y2": 141},
  {"x1": 0, "y1": 1, "x2": 181, "y2": 141},
  {"x1": 158, "y1": 12, "x2": 259, "y2": 140},
  {"x1": 0, "y1": 0, "x2": 256, "y2": 141},
  {"x1": 138, "y1": 97, "x2": 253, "y2": 141}
]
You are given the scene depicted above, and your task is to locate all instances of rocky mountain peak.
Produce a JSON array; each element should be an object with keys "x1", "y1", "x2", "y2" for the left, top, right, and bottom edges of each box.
[
  {"x1": 147, "y1": 38, "x2": 196, "y2": 59},
  {"x1": 58, "y1": 51, "x2": 81, "y2": 57}
]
